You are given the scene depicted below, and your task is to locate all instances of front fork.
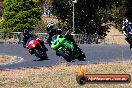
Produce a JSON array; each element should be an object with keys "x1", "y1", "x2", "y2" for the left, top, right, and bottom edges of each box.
[
  {"x1": 29, "y1": 49, "x2": 34, "y2": 55},
  {"x1": 57, "y1": 46, "x2": 74, "y2": 59}
]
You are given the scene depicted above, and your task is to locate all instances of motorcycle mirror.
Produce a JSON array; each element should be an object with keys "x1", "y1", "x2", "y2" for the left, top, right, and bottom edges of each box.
[
  {"x1": 45, "y1": 36, "x2": 48, "y2": 39},
  {"x1": 65, "y1": 30, "x2": 70, "y2": 36}
]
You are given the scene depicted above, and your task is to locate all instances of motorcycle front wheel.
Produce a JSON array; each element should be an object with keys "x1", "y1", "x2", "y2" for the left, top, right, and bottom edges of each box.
[
  {"x1": 34, "y1": 48, "x2": 48, "y2": 60},
  {"x1": 58, "y1": 47, "x2": 72, "y2": 62}
]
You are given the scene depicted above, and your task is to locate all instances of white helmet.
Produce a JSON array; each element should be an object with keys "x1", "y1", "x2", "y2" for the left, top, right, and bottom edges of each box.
[{"x1": 123, "y1": 19, "x2": 129, "y2": 25}]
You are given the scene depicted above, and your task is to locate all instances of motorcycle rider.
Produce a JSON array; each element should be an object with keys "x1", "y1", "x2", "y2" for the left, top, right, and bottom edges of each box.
[
  {"x1": 46, "y1": 23, "x2": 78, "y2": 56},
  {"x1": 122, "y1": 18, "x2": 132, "y2": 49},
  {"x1": 22, "y1": 28, "x2": 35, "y2": 48},
  {"x1": 22, "y1": 28, "x2": 48, "y2": 54},
  {"x1": 46, "y1": 23, "x2": 76, "y2": 45}
]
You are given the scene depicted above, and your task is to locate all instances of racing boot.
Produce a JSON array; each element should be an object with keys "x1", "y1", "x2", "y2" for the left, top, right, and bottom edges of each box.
[
  {"x1": 39, "y1": 41, "x2": 48, "y2": 51},
  {"x1": 42, "y1": 44, "x2": 48, "y2": 51}
]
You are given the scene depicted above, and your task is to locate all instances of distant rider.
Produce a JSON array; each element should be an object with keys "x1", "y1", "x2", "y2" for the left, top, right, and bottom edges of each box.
[{"x1": 122, "y1": 18, "x2": 132, "y2": 49}]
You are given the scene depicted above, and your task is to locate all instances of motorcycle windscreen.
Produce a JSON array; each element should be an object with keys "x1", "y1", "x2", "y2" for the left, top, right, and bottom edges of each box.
[
  {"x1": 26, "y1": 37, "x2": 34, "y2": 48},
  {"x1": 52, "y1": 35, "x2": 57, "y2": 41},
  {"x1": 51, "y1": 35, "x2": 60, "y2": 50},
  {"x1": 28, "y1": 40, "x2": 34, "y2": 45},
  {"x1": 27, "y1": 37, "x2": 34, "y2": 43}
]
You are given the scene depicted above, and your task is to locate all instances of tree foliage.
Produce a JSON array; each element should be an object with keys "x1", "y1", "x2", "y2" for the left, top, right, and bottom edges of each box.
[
  {"x1": 125, "y1": 0, "x2": 132, "y2": 19},
  {"x1": 51, "y1": 0, "x2": 130, "y2": 35},
  {"x1": 0, "y1": 0, "x2": 42, "y2": 32},
  {"x1": 0, "y1": 0, "x2": 4, "y2": 17}
]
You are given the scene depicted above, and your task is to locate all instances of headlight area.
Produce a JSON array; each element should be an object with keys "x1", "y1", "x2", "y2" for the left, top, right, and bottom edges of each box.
[{"x1": 32, "y1": 44, "x2": 35, "y2": 47}]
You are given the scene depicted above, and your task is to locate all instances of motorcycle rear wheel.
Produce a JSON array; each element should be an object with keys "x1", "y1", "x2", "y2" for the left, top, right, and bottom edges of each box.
[{"x1": 76, "y1": 48, "x2": 86, "y2": 61}]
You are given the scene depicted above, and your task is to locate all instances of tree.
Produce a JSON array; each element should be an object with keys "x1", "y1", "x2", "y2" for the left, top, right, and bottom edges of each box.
[
  {"x1": 0, "y1": 0, "x2": 42, "y2": 32},
  {"x1": 125, "y1": 0, "x2": 132, "y2": 19},
  {"x1": 51, "y1": 0, "x2": 126, "y2": 35},
  {"x1": 0, "y1": 0, "x2": 4, "y2": 17}
]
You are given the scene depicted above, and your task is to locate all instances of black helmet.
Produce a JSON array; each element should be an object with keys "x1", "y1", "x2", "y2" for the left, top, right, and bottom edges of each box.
[
  {"x1": 46, "y1": 23, "x2": 54, "y2": 32},
  {"x1": 22, "y1": 28, "x2": 31, "y2": 36}
]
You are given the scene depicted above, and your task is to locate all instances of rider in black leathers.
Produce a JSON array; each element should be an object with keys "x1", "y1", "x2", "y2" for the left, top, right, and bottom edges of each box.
[
  {"x1": 122, "y1": 18, "x2": 132, "y2": 49},
  {"x1": 22, "y1": 28, "x2": 35, "y2": 48},
  {"x1": 22, "y1": 28, "x2": 48, "y2": 54}
]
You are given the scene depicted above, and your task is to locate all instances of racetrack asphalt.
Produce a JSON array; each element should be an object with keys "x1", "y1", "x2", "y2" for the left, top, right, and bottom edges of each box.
[{"x1": 0, "y1": 44, "x2": 132, "y2": 70}]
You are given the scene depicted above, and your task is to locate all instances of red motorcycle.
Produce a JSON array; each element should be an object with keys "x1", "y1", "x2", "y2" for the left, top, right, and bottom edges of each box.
[{"x1": 26, "y1": 37, "x2": 48, "y2": 60}]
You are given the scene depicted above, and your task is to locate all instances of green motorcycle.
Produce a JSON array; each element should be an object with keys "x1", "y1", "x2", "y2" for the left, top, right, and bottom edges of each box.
[{"x1": 51, "y1": 34, "x2": 86, "y2": 62}]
